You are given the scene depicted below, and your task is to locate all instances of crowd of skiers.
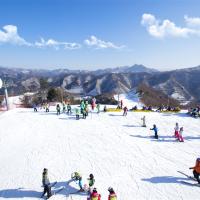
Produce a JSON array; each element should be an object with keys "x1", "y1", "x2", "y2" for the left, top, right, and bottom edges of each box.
[{"x1": 41, "y1": 169, "x2": 117, "y2": 199}]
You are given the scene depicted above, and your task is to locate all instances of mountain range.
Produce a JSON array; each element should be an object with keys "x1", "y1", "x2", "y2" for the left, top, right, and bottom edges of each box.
[{"x1": 0, "y1": 64, "x2": 200, "y2": 104}]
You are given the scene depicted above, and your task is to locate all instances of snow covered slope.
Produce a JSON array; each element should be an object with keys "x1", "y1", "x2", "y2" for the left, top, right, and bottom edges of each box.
[{"x1": 0, "y1": 107, "x2": 200, "y2": 200}]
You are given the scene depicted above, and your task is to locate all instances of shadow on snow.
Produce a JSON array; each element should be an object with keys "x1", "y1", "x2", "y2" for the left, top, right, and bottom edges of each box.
[{"x1": 0, "y1": 180, "x2": 87, "y2": 198}]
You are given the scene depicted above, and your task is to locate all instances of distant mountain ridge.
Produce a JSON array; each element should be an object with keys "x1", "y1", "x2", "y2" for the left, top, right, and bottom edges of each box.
[{"x1": 0, "y1": 64, "x2": 200, "y2": 104}]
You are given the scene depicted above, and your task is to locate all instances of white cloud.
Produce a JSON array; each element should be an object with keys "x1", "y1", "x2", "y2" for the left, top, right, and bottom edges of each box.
[
  {"x1": 84, "y1": 35, "x2": 124, "y2": 49},
  {"x1": 0, "y1": 25, "x2": 31, "y2": 46},
  {"x1": 35, "y1": 38, "x2": 81, "y2": 50},
  {"x1": 141, "y1": 13, "x2": 200, "y2": 38},
  {"x1": 184, "y1": 15, "x2": 200, "y2": 27}
]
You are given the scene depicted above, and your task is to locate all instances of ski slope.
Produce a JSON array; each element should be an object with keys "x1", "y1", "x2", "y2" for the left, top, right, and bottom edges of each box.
[{"x1": 0, "y1": 106, "x2": 200, "y2": 200}]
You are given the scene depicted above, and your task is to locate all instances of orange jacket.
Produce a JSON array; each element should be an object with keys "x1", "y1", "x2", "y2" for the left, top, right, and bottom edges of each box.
[{"x1": 190, "y1": 160, "x2": 200, "y2": 173}]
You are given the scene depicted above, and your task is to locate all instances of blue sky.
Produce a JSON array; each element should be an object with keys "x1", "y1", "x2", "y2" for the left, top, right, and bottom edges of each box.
[{"x1": 0, "y1": 0, "x2": 200, "y2": 70}]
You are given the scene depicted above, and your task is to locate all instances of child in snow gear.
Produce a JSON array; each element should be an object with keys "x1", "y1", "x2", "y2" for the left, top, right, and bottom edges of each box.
[
  {"x1": 174, "y1": 123, "x2": 179, "y2": 138},
  {"x1": 41, "y1": 168, "x2": 52, "y2": 199},
  {"x1": 88, "y1": 173, "x2": 95, "y2": 187},
  {"x1": 45, "y1": 103, "x2": 49, "y2": 112},
  {"x1": 108, "y1": 187, "x2": 117, "y2": 200},
  {"x1": 90, "y1": 188, "x2": 101, "y2": 200},
  {"x1": 71, "y1": 172, "x2": 83, "y2": 191},
  {"x1": 177, "y1": 127, "x2": 184, "y2": 142},
  {"x1": 189, "y1": 158, "x2": 200, "y2": 184},
  {"x1": 62, "y1": 102, "x2": 66, "y2": 113},
  {"x1": 150, "y1": 124, "x2": 158, "y2": 139},
  {"x1": 75, "y1": 108, "x2": 80, "y2": 120},
  {"x1": 67, "y1": 103, "x2": 72, "y2": 115},
  {"x1": 141, "y1": 116, "x2": 146, "y2": 127},
  {"x1": 56, "y1": 104, "x2": 60, "y2": 115},
  {"x1": 97, "y1": 103, "x2": 100, "y2": 113},
  {"x1": 123, "y1": 106, "x2": 128, "y2": 116}
]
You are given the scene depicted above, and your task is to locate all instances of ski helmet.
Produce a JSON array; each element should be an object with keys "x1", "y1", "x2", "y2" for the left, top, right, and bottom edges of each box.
[
  {"x1": 89, "y1": 173, "x2": 94, "y2": 178},
  {"x1": 108, "y1": 187, "x2": 114, "y2": 192}
]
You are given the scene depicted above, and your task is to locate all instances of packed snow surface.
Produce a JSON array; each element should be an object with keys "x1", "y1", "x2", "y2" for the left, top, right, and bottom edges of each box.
[{"x1": 0, "y1": 106, "x2": 200, "y2": 200}]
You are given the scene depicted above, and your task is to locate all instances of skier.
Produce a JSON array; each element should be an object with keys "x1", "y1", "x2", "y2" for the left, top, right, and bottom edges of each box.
[
  {"x1": 174, "y1": 122, "x2": 179, "y2": 138},
  {"x1": 91, "y1": 97, "x2": 96, "y2": 110},
  {"x1": 33, "y1": 104, "x2": 37, "y2": 112},
  {"x1": 108, "y1": 187, "x2": 117, "y2": 200},
  {"x1": 96, "y1": 103, "x2": 100, "y2": 113},
  {"x1": 56, "y1": 104, "x2": 61, "y2": 115},
  {"x1": 123, "y1": 106, "x2": 128, "y2": 116},
  {"x1": 82, "y1": 108, "x2": 87, "y2": 119},
  {"x1": 62, "y1": 102, "x2": 66, "y2": 113},
  {"x1": 90, "y1": 188, "x2": 101, "y2": 200},
  {"x1": 104, "y1": 105, "x2": 107, "y2": 112},
  {"x1": 141, "y1": 116, "x2": 146, "y2": 127},
  {"x1": 87, "y1": 173, "x2": 95, "y2": 189},
  {"x1": 67, "y1": 103, "x2": 72, "y2": 115},
  {"x1": 41, "y1": 168, "x2": 52, "y2": 199},
  {"x1": 177, "y1": 127, "x2": 184, "y2": 142},
  {"x1": 189, "y1": 158, "x2": 200, "y2": 184},
  {"x1": 45, "y1": 103, "x2": 49, "y2": 112},
  {"x1": 80, "y1": 100, "x2": 85, "y2": 114},
  {"x1": 150, "y1": 124, "x2": 158, "y2": 139},
  {"x1": 71, "y1": 172, "x2": 83, "y2": 191},
  {"x1": 75, "y1": 107, "x2": 80, "y2": 120},
  {"x1": 120, "y1": 100, "x2": 123, "y2": 109}
]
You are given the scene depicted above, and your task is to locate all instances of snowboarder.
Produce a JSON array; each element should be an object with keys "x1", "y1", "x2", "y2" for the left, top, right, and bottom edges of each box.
[
  {"x1": 177, "y1": 127, "x2": 184, "y2": 142},
  {"x1": 41, "y1": 168, "x2": 52, "y2": 199},
  {"x1": 150, "y1": 124, "x2": 158, "y2": 139},
  {"x1": 174, "y1": 122, "x2": 179, "y2": 138},
  {"x1": 189, "y1": 158, "x2": 200, "y2": 184},
  {"x1": 90, "y1": 188, "x2": 101, "y2": 200},
  {"x1": 56, "y1": 104, "x2": 60, "y2": 115},
  {"x1": 141, "y1": 116, "x2": 146, "y2": 127},
  {"x1": 108, "y1": 187, "x2": 117, "y2": 200},
  {"x1": 75, "y1": 107, "x2": 80, "y2": 120},
  {"x1": 123, "y1": 106, "x2": 128, "y2": 116},
  {"x1": 71, "y1": 172, "x2": 83, "y2": 191}
]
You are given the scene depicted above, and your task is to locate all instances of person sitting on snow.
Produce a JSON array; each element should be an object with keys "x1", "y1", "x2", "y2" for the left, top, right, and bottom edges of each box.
[{"x1": 189, "y1": 158, "x2": 200, "y2": 184}]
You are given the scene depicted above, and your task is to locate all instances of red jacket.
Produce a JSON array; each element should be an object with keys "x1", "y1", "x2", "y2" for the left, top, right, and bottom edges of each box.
[
  {"x1": 91, "y1": 192, "x2": 101, "y2": 200},
  {"x1": 108, "y1": 193, "x2": 117, "y2": 200}
]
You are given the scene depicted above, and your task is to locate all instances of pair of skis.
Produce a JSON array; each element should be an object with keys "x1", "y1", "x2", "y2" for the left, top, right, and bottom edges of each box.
[{"x1": 177, "y1": 171, "x2": 200, "y2": 187}]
